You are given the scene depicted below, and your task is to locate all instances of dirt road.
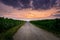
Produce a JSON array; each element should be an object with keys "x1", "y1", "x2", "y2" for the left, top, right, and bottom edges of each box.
[{"x1": 13, "y1": 22, "x2": 60, "y2": 40}]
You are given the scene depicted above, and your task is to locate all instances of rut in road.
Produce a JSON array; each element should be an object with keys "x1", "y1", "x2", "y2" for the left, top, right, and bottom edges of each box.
[{"x1": 13, "y1": 22, "x2": 60, "y2": 40}]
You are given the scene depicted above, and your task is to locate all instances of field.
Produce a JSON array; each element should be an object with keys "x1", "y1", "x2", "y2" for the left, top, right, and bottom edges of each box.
[
  {"x1": 0, "y1": 17, "x2": 25, "y2": 40},
  {"x1": 30, "y1": 18, "x2": 60, "y2": 37}
]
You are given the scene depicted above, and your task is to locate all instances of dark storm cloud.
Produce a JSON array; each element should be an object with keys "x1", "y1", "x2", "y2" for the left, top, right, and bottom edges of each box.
[
  {"x1": 0, "y1": 0, "x2": 30, "y2": 9},
  {"x1": 33, "y1": 0, "x2": 58, "y2": 9},
  {"x1": 20, "y1": 0, "x2": 30, "y2": 8},
  {"x1": 32, "y1": 0, "x2": 51, "y2": 9},
  {"x1": 0, "y1": 0, "x2": 58, "y2": 9},
  {"x1": 0, "y1": 0, "x2": 21, "y2": 8}
]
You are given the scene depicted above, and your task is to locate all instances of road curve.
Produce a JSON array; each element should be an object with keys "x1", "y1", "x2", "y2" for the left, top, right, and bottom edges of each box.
[{"x1": 13, "y1": 22, "x2": 60, "y2": 40}]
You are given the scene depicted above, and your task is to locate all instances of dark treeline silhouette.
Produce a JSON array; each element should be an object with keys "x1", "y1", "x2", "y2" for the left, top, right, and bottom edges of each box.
[
  {"x1": 0, "y1": 17, "x2": 23, "y2": 33},
  {"x1": 30, "y1": 18, "x2": 60, "y2": 37}
]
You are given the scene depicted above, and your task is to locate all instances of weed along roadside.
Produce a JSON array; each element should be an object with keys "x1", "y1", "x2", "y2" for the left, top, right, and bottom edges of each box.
[
  {"x1": 0, "y1": 22, "x2": 25, "y2": 40},
  {"x1": 0, "y1": 17, "x2": 25, "y2": 40}
]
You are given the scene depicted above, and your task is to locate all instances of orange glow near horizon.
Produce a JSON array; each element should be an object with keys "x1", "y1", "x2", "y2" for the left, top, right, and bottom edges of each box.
[
  {"x1": 26, "y1": 8, "x2": 57, "y2": 18},
  {"x1": 3, "y1": 8, "x2": 57, "y2": 19}
]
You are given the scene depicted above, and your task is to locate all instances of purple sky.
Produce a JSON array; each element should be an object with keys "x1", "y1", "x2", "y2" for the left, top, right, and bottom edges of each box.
[{"x1": 0, "y1": 0, "x2": 60, "y2": 19}]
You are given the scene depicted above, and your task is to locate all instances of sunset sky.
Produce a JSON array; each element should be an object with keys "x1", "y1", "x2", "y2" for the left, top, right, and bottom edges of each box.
[{"x1": 0, "y1": 0, "x2": 60, "y2": 20}]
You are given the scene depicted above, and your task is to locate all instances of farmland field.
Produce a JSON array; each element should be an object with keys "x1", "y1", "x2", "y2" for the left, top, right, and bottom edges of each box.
[
  {"x1": 0, "y1": 17, "x2": 25, "y2": 40},
  {"x1": 30, "y1": 18, "x2": 60, "y2": 37}
]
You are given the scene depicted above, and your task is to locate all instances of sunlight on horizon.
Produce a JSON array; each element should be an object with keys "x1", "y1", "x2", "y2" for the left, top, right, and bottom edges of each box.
[
  {"x1": 3, "y1": 8, "x2": 57, "y2": 19},
  {"x1": 26, "y1": 8, "x2": 57, "y2": 18}
]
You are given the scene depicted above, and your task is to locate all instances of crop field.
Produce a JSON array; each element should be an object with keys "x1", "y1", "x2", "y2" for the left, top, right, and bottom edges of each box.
[
  {"x1": 30, "y1": 18, "x2": 60, "y2": 37},
  {"x1": 0, "y1": 17, "x2": 25, "y2": 40}
]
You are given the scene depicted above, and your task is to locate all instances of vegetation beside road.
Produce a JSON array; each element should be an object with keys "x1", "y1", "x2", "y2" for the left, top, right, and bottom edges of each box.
[
  {"x1": 30, "y1": 18, "x2": 60, "y2": 37},
  {"x1": 0, "y1": 17, "x2": 25, "y2": 40}
]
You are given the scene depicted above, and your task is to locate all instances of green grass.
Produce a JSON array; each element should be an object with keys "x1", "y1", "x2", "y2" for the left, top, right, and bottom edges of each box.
[
  {"x1": 30, "y1": 18, "x2": 60, "y2": 37},
  {"x1": 0, "y1": 17, "x2": 24, "y2": 33},
  {"x1": 0, "y1": 17, "x2": 25, "y2": 40},
  {"x1": 0, "y1": 23, "x2": 24, "y2": 40}
]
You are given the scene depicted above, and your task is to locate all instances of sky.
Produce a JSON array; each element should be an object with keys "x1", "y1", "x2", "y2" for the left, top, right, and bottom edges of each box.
[{"x1": 0, "y1": 0, "x2": 60, "y2": 20}]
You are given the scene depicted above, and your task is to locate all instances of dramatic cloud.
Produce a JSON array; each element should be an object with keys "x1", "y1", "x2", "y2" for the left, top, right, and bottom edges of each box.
[
  {"x1": 0, "y1": 0, "x2": 60, "y2": 19},
  {"x1": 53, "y1": 11, "x2": 60, "y2": 17},
  {"x1": 0, "y1": 0, "x2": 30, "y2": 9},
  {"x1": 0, "y1": 2, "x2": 14, "y2": 16},
  {"x1": 0, "y1": 3, "x2": 58, "y2": 19},
  {"x1": 54, "y1": 14, "x2": 60, "y2": 17},
  {"x1": 0, "y1": 0, "x2": 59, "y2": 9}
]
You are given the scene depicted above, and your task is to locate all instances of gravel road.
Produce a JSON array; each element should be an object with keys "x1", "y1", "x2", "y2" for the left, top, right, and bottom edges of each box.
[{"x1": 13, "y1": 22, "x2": 60, "y2": 40}]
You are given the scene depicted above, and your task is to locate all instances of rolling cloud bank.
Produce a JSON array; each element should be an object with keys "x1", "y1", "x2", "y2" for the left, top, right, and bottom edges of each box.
[{"x1": 0, "y1": 0, "x2": 60, "y2": 19}]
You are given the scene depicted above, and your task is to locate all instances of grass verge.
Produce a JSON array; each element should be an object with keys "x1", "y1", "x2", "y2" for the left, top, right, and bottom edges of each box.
[
  {"x1": 30, "y1": 19, "x2": 60, "y2": 37},
  {"x1": 0, "y1": 22, "x2": 25, "y2": 40}
]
